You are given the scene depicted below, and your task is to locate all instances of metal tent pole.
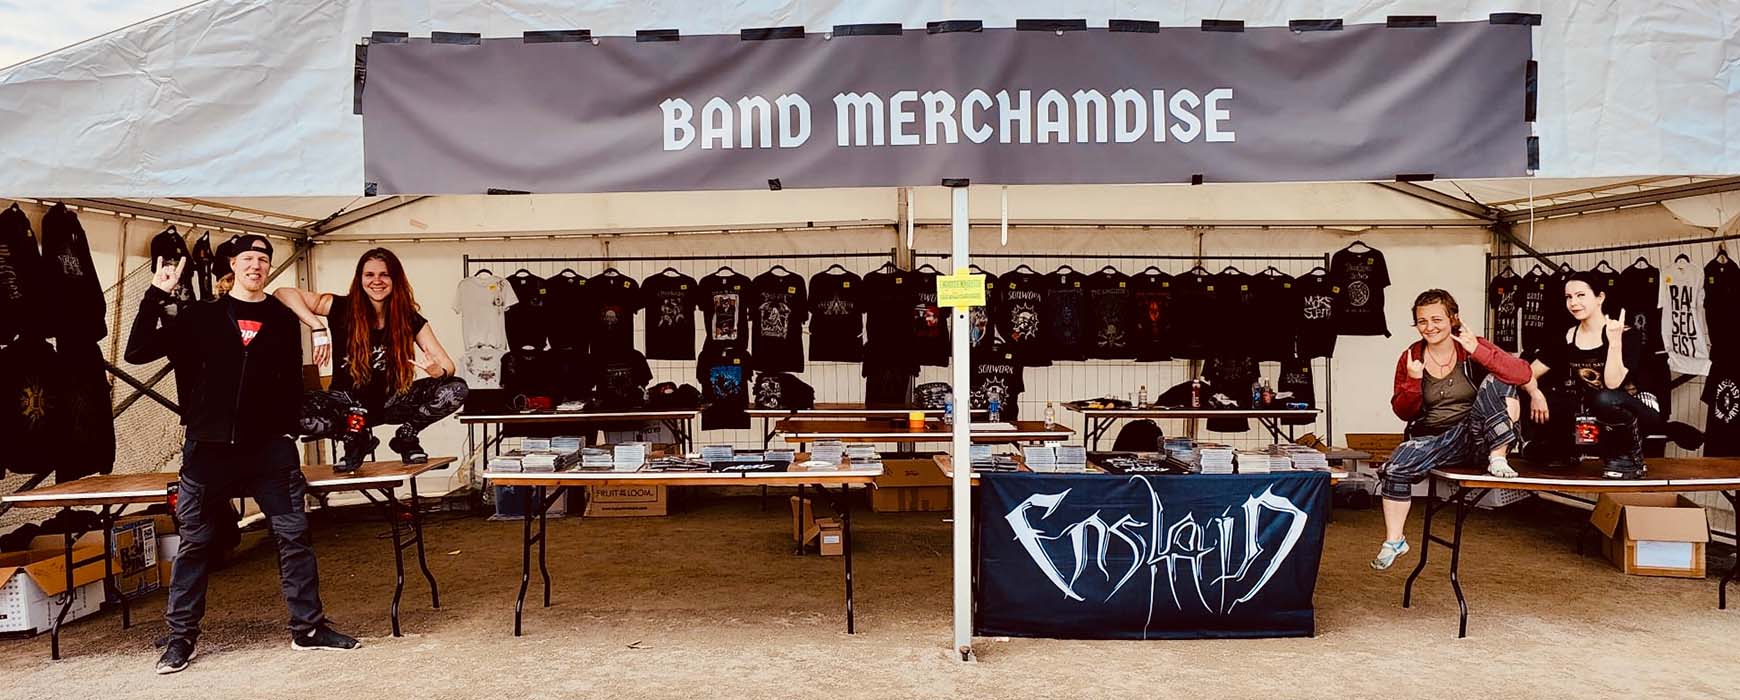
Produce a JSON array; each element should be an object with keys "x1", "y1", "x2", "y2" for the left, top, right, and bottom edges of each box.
[{"x1": 947, "y1": 182, "x2": 975, "y2": 661}]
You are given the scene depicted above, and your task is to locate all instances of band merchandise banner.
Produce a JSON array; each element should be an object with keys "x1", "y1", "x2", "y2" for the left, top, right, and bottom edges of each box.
[
  {"x1": 976, "y1": 471, "x2": 1329, "y2": 640},
  {"x1": 360, "y1": 22, "x2": 1531, "y2": 194}
]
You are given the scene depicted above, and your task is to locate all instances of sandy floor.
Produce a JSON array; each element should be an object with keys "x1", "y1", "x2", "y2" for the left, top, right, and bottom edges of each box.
[{"x1": 2, "y1": 490, "x2": 1737, "y2": 699}]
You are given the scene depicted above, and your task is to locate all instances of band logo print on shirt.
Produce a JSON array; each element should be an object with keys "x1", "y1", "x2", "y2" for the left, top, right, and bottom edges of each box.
[{"x1": 237, "y1": 319, "x2": 262, "y2": 346}]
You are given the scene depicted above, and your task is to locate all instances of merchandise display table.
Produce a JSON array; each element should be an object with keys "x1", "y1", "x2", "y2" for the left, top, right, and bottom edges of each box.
[
  {"x1": 747, "y1": 403, "x2": 985, "y2": 447},
  {"x1": 2, "y1": 458, "x2": 453, "y2": 659},
  {"x1": 483, "y1": 465, "x2": 882, "y2": 635},
  {"x1": 1064, "y1": 405, "x2": 1321, "y2": 449},
  {"x1": 459, "y1": 409, "x2": 701, "y2": 471},
  {"x1": 772, "y1": 419, "x2": 1071, "y2": 446},
  {"x1": 1406, "y1": 458, "x2": 1740, "y2": 638}
]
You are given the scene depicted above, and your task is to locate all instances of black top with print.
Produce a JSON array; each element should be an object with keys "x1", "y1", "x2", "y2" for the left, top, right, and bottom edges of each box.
[
  {"x1": 1706, "y1": 257, "x2": 1740, "y2": 364},
  {"x1": 862, "y1": 267, "x2": 920, "y2": 369},
  {"x1": 807, "y1": 270, "x2": 864, "y2": 362},
  {"x1": 1166, "y1": 270, "x2": 1216, "y2": 360},
  {"x1": 1703, "y1": 360, "x2": 1740, "y2": 456},
  {"x1": 696, "y1": 343, "x2": 752, "y2": 430},
  {"x1": 965, "y1": 269, "x2": 1000, "y2": 353},
  {"x1": 1043, "y1": 268, "x2": 1090, "y2": 362},
  {"x1": 1250, "y1": 272, "x2": 1299, "y2": 362},
  {"x1": 1085, "y1": 268, "x2": 1134, "y2": 359},
  {"x1": 1616, "y1": 264, "x2": 1664, "y2": 356},
  {"x1": 1538, "y1": 328, "x2": 1656, "y2": 401},
  {"x1": 1518, "y1": 268, "x2": 1554, "y2": 360},
  {"x1": 995, "y1": 269, "x2": 1048, "y2": 366},
  {"x1": 1329, "y1": 246, "x2": 1390, "y2": 337},
  {"x1": 971, "y1": 343, "x2": 1025, "y2": 421},
  {"x1": 1587, "y1": 265, "x2": 1622, "y2": 318},
  {"x1": 587, "y1": 271, "x2": 640, "y2": 354},
  {"x1": 697, "y1": 270, "x2": 753, "y2": 351},
  {"x1": 1127, "y1": 269, "x2": 1173, "y2": 361},
  {"x1": 1209, "y1": 270, "x2": 1258, "y2": 357},
  {"x1": 590, "y1": 347, "x2": 653, "y2": 410},
  {"x1": 1550, "y1": 264, "x2": 1579, "y2": 342},
  {"x1": 912, "y1": 268, "x2": 950, "y2": 367},
  {"x1": 1277, "y1": 357, "x2": 1317, "y2": 425},
  {"x1": 503, "y1": 271, "x2": 548, "y2": 350},
  {"x1": 1487, "y1": 271, "x2": 1522, "y2": 353},
  {"x1": 1292, "y1": 269, "x2": 1336, "y2": 360},
  {"x1": 542, "y1": 271, "x2": 590, "y2": 351},
  {"x1": 749, "y1": 269, "x2": 807, "y2": 372},
  {"x1": 641, "y1": 271, "x2": 699, "y2": 360}
]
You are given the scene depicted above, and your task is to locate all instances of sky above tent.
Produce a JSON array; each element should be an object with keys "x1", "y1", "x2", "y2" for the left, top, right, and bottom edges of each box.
[{"x1": 0, "y1": 0, "x2": 192, "y2": 68}]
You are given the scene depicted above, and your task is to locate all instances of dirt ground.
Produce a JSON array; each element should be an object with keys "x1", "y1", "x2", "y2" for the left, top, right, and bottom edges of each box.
[{"x1": 3, "y1": 489, "x2": 1738, "y2": 699}]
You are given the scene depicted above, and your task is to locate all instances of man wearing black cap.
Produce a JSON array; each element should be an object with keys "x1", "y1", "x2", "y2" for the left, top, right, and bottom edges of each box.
[{"x1": 126, "y1": 234, "x2": 359, "y2": 674}]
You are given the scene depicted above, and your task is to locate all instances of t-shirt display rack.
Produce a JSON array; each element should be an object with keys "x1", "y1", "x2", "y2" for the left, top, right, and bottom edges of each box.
[
  {"x1": 911, "y1": 250, "x2": 1338, "y2": 449},
  {"x1": 1486, "y1": 233, "x2": 1740, "y2": 538}
]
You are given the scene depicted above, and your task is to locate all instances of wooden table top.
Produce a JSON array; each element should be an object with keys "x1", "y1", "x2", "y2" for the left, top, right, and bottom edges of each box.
[
  {"x1": 484, "y1": 464, "x2": 883, "y2": 488},
  {"x1": 1064, "y1": 405, "x2": 1321, "y2": 418},
  {"x1": 773, "y1": 419, "x2": 1072, "y2": 442},
  {"x1": 746, "y1": 404, "x2": 989, "y2": 418},
  {"x1": 1432, "y1": 457, "x2": 1740, "y2": 493},
  {"x1": 458, "y1": 409, "x2": 699, "y2": 424},
  {"x1": 3, "y1": 458, "x2": 455, "y2": 507},
  {"x1": 935, "y1": 454, "x2": 1343, "y2": 483}
]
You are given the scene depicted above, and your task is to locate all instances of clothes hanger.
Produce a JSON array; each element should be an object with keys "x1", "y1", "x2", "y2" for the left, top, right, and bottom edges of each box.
[
  {"x1": 659, "y1": 266, "x2": 684, "y2": 276},
  {"x1": 1343, "y1": 240, "x2": 1372, "y2": 253},
  {"x1": 1674, "y1": 252, "x2": 1692, "y2": 265},
  {"x1": 822, "y1": 263, "x2": 850, "y2": 274},
  {"x1": 714, "y1": 264, "x2": 738, "y2": 276},
  {"x1": 1260, "y1": 265, "x2": 1287, "y2": 277},
  {"x1": 1557, "y1": 262, "x2": 1576, "y2": 274},
  {"x1": 968, "y1": 264, "x2": 989, "y2": 275},
  {"x1": 872, "y1": 261, "x2": 899, "y2": 274},
  {"x1": 1217, "y1": 265, "x2": 1242, "y2": 275},
  {"x1": 1526, "y1": 262, "x2": 1546, "y2": 276},
  {"x1": 557, "y1": 268, "x2": 583, "y2": 277},
  {"x1": 1096, "y1": 264, "x2": 1121, "y2": 275},
  {"x1": 1718, "y1": 243, "x2": 1732, "y2": 264},
  {"x1": 474, "y1": 267, "x2": 494, "y2": 277},
  {"x1": 510, "y1": 268, "x2": 536, "y2": 278},
  {"x1": 1631, "y1": 257, "x2": 1654, "y2": 269},
  {"x1": 1495, "y1": 264, "x2": 1518, "y2": 278},
  {"x1": 1010, "y1": 263, "x2": 1038, "y2": 274},
  {"x1": 1051, "y1": 264, "x2": 1077, "y2": 275},
  {"x1": 1304, "y1": 265, "x2": 1327, "y2": 276},
  {"x1": 597, "y1": 267, "x2": 625, "y2": 277},
  {"x1": 914, "y1": 263, "x2": 940, "y2": 274},
  {"x1": 1139, "y1": 265, "x2": 1165, "y2": 275},
  {"x1": 1185, "y1": 264, "x2": 1211, "y2": 277},
  {"x1": 766, "y1": 264, "x2": 793, "y2": 275},
  {"x1": 1592, "y1": 260, "x2": 1618, "y2": 273}
]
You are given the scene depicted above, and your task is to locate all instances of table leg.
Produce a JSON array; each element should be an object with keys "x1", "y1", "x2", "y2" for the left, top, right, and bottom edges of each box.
[
  {"x1": 99, "y1": 506, "x2": 129, "y2": 630},
  {"x1": 1402, "y1": 480, "x2": 1443, "y2": 608},
  {"x1": 364, "y1": 488, "x2": 408, "y2": 637},
  {"x1": 793, "y1": 483, "x2": 807, "y2": 555},
  {"x1": 841, "y1": 484, "x2": 855, "y2": 634},
  {"x1": 50, "y1": 529, "x2": 73, "y2": 660},
  {"x1": 410, "y1": 479, "x2": 441, "y2": 609},
  {"x1": 539, "y1": 489, "x2": 551, "y2": 609},
  {"x1": 1447, "y1": 488, "x2": 1484, "y2": 638},
  {"x1": 1722, "y1": 490, "x2": 1739, "y2": 610},
  {"x1": 513, "y1": 485, "x2": 543, "y2": 637}
]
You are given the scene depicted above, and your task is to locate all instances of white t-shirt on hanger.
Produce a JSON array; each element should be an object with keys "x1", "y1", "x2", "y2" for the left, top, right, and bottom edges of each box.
[
  {"x1": 1660, "y1": 258, "x2": 1712, "y2": 375},
  {"x1": 460, "y1": 343, "x2": 506, "y2": 389},
  {"x1": 453, "y1": 273, "x2": 518, "y2": 350}
]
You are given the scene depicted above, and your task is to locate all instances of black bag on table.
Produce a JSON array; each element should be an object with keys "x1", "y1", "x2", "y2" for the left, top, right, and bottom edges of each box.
[{"x1": 1111, "y1": 419, "x2": 1164, "y2": 452}]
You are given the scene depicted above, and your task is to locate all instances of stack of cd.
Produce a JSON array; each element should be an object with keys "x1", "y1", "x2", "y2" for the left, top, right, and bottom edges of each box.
[
  {"x1": 1199, "y1": 445, "x2": 1236, "y2": 475},
  {"x1": 579, "y1": 448, "x2": 614, "y2": 470},
  {"x1": 1234, "y1": 450, "x2": 1275, "y2": 474},
  {"x1": 487, "y1": 454, "x2": 523, "y2": 473},
  {"x1": 843, "y1": 444, "x2": 881, "y2": 467}
]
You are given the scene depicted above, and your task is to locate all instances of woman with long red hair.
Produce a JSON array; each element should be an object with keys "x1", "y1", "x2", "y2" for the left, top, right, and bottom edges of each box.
[{"x1": 276, "y1": 248, "x2": 465, "y2": 469}]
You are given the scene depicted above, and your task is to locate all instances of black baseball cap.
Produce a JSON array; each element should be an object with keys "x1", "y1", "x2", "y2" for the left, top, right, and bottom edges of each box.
[{"x1": 227, "y1": 234, "x2": 274, "y2": 260}]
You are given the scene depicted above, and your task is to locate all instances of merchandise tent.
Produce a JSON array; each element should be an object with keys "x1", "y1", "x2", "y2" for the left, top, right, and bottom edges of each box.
[{"x1": 3, "y1": 0, "x2": 1740, "y2": 658}]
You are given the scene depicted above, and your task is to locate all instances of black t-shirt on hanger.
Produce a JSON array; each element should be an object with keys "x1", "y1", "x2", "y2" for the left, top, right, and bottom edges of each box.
[
  {"x1": 1167, "y1": 271, "x2": 1216, "y2": 360},
  {"x1": 1550, "y1": 265, "x2": 1578, "y2": 341},
  {"x1": 590, "y1": 347, "x2": 653, "y2": 410},
  {"x1": 696, "y1": 344, "x2": 751, "y2": 430},
  {"x1": 503, "y1": 271, "x2": 548, "y2": 350},
  {"x1": 1210, "y1": 269, "x2": 1258, "y2": 358},
  {"x1": 1329, "y1": 246, "x2": 1390, "y2": 337},
  {"x1": 1519, "y1": 268, "x2": 1553, "y2": 360},
  {"x1": 1043, "y1": 268, "x2": 1090, "y2": 362},
  {"x1": 966, "y1": 269, "x2": 1000, "y2": 352},
  {"x1": 1705, "y1": 256, "x2": 1740, "y2": 363},
  {"x1": 1203, "y1": 356, "x2": 1259, "y2": 433},
  {"x1": 1250, "y1": 272, "x2": 1299, "y2": 362},
  {"x1": 996, "y1": 268, "x2": 1048, "y2": 366},
  {"x1": 587, "y1": 272, "x2": 640, "y2": 354},
  {"x1": 1085, "y1": 268, "x2": 1133, "y2": 360},
  {"x1": 1277, "y1": 357, "x2": 1317, "y2": 426},
  {"x1": 862, "y1": 266, "x2": 919, "y2": 367},
  {"x1": 642, "y1": 271, "x2": 699, "y2": 360},
  {"x1": 1617, "y1": 264, "x2": 1664, "y2": 356},
  {"x1": 1293, "y1": 269, "x2": 1337, "y2": 360},
  {"x1": 542, "y1": 271, "x2": 590, "y2": 352},
  {"x1": 912, "y1": 268, "x2": 950, "y2": 367},
  {"x1": 1487, "y1": 271, "x2": 1522, "y2": 353},
  {"x1": 971, "y1": 343, "x2": 1025, "y2": 420},
  {"x1": 807, "y1": 269, "x2": 864, "y2": 362},
  {"x1": 1588, "y1": 265, "x2": 1622, "y2": 318},
  {"x1": 1128, "y1": 269, "x2": 1173, "y2": 362},
  {"x1": 750, "y1": 269, "x2": 807, "y2": 372},
  {"x1": 697, "y1": 270, "x2": 753, "y2": 350},
  {"x1": 1703, "y1": 360, "x2": 1740, "y2": 456}
]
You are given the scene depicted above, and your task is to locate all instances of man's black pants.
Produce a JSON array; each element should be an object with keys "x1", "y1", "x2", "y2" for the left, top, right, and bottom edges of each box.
[{"x1": 166, "y1": 437, "x2": 324, "y2": 643}]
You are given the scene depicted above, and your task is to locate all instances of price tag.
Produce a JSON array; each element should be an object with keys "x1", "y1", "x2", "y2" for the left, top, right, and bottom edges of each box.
[{"x1": 937, "y1": 273, "x2": 988, "y2": 308}]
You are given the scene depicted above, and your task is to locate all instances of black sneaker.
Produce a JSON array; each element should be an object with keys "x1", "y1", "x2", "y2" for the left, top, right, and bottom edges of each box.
[
  {"x1": 1601, "y1": 456, "x2": 1646, "y2": 480},
  {"x1": 155, "y1": 638, "x2": 195, "y2": 674},
  {"x1": 335, "y1": 434, "x2": 378, "y2": 474},
  {"x1": 290, "y1": 624, "x2": 361, "y2": 651},
  {"x1": 388, "y1": 435, "x2": 428, "y2": 464}
]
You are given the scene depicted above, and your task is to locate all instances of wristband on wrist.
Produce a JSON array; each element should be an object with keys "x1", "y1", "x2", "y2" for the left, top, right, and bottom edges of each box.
[{"x1": 311, "y1": 331, "x2": 331, "y2": 347}]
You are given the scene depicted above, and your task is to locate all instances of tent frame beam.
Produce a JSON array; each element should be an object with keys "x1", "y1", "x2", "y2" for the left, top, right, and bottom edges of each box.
[
  {"x1": 309, "y1": 195, "x2": 428, "y2": 236},
  {"x1": 1496, "y1": 176, "x2": 1740, "y2": 223},
  {"x1": 1372, "y1": 182, "x2": 1498, "y2": 221},
  {"x1": 55, "y1": 198, "x2": 306, "y2": 238}
]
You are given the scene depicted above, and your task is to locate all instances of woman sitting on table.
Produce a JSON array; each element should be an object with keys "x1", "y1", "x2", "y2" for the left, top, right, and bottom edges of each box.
[
  {"x1": 275, "y1": 248, "x2": 466, "y2": 469},
  {"x1": 1520, "y1": 272, "x2": 1662, "y2": 480},
  {"x1": 1372, "y1": 289, "x2": 1531, "y2": 571}
]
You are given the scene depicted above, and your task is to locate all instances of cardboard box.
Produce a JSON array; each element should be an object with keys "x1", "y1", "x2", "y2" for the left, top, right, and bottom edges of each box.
[
  {"x1": 1590, "y1": 493, "x2": 1709, "y2": 578},
  {"x1": 0, "y1": 543, "x2": 113, "y2": 634},
  {"x1": 872, "y1": 458, "x2": 952, "y2": 513},
  {"x1": 790, "y1": 496, "x2": 816, "y2": 544},
  {"x1": 111, "y1": 518, "x2": 160, "y2": 600},
  {"x1": 491, "y1": 486, "x2": 569, "y2": 520},
  {"x1": 584, "y1": 485, "x2": 668, "y2": 517},
  {"x1": 815, "y1": 518, "x2": 844, "y2": 557},
  {"x1": 1345, "y1": 433, "x2": 1406, "y2": 462}
]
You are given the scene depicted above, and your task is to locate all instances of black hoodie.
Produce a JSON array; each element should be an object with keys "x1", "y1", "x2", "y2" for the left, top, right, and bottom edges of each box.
[{"x1": 125, "y1": 286, "x2": 302, "y2": 444}]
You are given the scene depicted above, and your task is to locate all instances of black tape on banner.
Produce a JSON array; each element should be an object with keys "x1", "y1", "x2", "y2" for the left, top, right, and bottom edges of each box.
[
  {"x1": 636, "y1": 29, "x2": 680, "y2": 42},
  {"x1": 432, "y1": 32, "x2": 481, "y2": 45},
  {"x1": 1289, "y1": 19, "x2": 1343, "y2": 32},
  {"x1": 1016, "y1": 19, "x2": 1088, "y2": 32},
  {"x1": 741, "y1": 26, "x2": 805, "y2": 41},
  {"x1": 486, "y1": 188, "x2": 532, "y2": 195},
  {"x1": 1201, "y1": 19, "x2": 1245, "y2": 32},
  {"x1": 1527, "y1": 137, "x2": 1540, "y2": 171},
  {"x1": 941, "y1": 178, "x2": 970, "y2": 188},
  {"x1": 927, "y1": 20, "x2": 983, "y2": 34},
  {"x1": 832, "y1": 23, "x2": 903, "y2": 37},
  {"x1": 1108, "y1": 19, "x2": 1160, "y2": 33},
  {"x1": 524, "y1": 30, "x2": 591, "y2": 43},
  {"x1": 369, "y1": 31, "x2": 408, "y2": 44},
  {"x1": 1387, "y1": 16, "x2": 1438, "y2": 28},
  {"x1": 1395, "y1": 173, "x2": 1435, "y2": 182},
  {"x1": 767, "y1": 178, "x2": 783, "y2": 191},
  {"x1": 352, "y1": 44, "x2": 367, "y2": 115},
  {"x1": 364, "y1": 182, "x2": 379, "y2": 196},
  {"x1": 1489, "y1": 13, "x2": 1543, "y2": 26},
  {"x1": 1191, "y1": 174, "x2": 1204, "y2": 185},
  {"x1": 1525, "y1": 60, "x2": 1538, "y2": 122}
]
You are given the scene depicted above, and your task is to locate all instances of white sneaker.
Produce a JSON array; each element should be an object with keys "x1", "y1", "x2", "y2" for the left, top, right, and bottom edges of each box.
[
  {"x1": 1487, "y1": 457, "x2": 1518, "y2": 478},
  {"x1": 1370, "y1": 539, "x2": 1410, "y2": 570}
]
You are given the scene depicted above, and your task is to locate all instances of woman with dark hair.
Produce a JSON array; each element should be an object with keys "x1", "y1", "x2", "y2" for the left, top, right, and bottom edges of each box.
[
  {"x1": 275, "y1": 248, "x2": 466, "y2": 469},
  {"x1": 1522, "y1": 272, "x2": 1662, "y2": 480},
  {"x1": 1372, "y1": 289, "x2": 1531, "y2": 570}
]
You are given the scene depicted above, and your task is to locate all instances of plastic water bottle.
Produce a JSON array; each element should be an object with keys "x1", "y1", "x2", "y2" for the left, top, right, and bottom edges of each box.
[
  {"x1": 1190, "y1": 378, "x2": 1202, "y2": 408},
  {"x1": 988, "y1": 397, "x2": 1002, "y2": 422},
  {"x1": 1044, "y1": 401, "x2": 1057, "y2": 429},
  {"x1": 1137, "y1": 385, "x2": 1148, "y2": 407},
  {"x1": 943, "y1": 395, "x2": 955, "y2": 426}
]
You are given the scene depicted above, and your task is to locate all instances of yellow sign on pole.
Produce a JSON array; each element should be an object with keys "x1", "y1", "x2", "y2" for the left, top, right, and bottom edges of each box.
[{"x1": 937, "y1": 273, "x2": 987, "y2": 308}]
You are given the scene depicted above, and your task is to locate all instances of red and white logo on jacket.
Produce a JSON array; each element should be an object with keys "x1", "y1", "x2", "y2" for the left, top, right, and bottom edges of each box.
[{"x1": 237, "y1": 319, "x2": 262, "y2": 346}]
